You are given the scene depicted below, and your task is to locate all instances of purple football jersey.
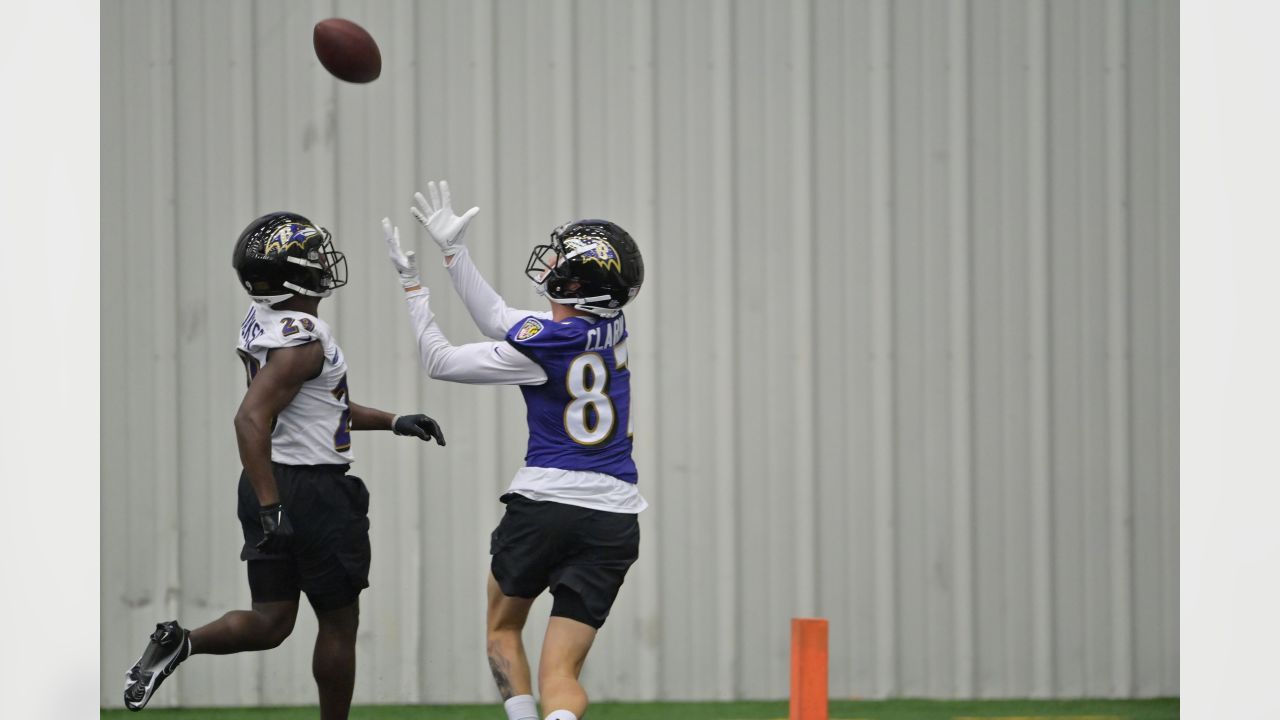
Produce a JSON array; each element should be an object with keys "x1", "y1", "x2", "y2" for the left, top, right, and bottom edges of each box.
[{"x1": 505, "y1": 313, "x2": 637, "y2": 484}]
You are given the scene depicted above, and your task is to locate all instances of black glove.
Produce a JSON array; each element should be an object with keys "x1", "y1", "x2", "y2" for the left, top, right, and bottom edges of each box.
[
  {"x1": 393, "y1": 413, "x2": 446, "y2": 446},
  {"x1": 255, "y1": 503, "x2": 294, "y2": 554}
]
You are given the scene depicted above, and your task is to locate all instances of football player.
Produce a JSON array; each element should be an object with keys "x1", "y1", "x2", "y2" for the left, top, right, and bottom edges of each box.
[
  {"x1": 380, "y1": 181, "x2": 645, "y2": 720},
  {"x1": 123, "y1": 212, "x2": 446, "y2": 718}
]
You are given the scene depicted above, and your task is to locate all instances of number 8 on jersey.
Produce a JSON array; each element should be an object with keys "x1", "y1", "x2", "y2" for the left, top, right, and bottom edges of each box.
[{"x1": 507, "y1": 315, "x2": 638, "y2": 484}]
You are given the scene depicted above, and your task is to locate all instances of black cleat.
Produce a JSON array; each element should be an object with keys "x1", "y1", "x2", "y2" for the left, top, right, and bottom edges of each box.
[{"x1": 123, "y1": 620, "x2": 191, "y2": 711}]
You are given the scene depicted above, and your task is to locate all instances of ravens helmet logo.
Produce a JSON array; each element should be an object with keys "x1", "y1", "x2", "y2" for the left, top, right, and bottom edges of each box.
[
  {"x1": 264, "y1": 224, "x2": 319, "y2": 256},
  {"x1": 562, "y1": 236, "x2": 622, "y2": 273}
]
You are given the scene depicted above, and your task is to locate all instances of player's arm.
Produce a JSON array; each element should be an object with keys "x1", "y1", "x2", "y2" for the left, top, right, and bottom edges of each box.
[
  {"x1": 382, "y1": 217, "x2": 547, "y2": 385},
  {"x1": 443, "y1": 246, "x2": 549, "y2": 340},
  {"x1": 408, "y1": 181, "x2": 547, "y2": 339},
  {"x1": 348, "y1": 402, "x2": 393, "y2": 431},
  {"x1": 233, "y1": 341, "x2": 324, "y2": 506},
  {"x1": 404, "y1": 287, "x2": 547, "y2": 385},
  {"x1": 348, "y1": 401, "x2": 446, "y2": 446}
]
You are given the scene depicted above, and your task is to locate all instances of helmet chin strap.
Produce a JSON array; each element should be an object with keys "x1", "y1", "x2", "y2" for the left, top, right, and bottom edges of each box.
[
  {"x1": 534, "y1": 280, "x2": 617, "y2": 317},
  {"x1": 578, "y1": 304, "x2": 620, "y2": 318},
  {"x1": 251, "y1": 292, "x2": 294, "y2": 306},
  {"x1": 283, "y1": 281, "x2": 331, "y2": 298},
  {"x1": 251, "y1": 282, "x2": 330, "y2": 305}
]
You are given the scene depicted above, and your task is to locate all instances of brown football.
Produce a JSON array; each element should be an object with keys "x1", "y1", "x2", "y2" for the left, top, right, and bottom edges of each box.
[{"x1": 313, "y1": 18, "x2": 381, "y2": 83}]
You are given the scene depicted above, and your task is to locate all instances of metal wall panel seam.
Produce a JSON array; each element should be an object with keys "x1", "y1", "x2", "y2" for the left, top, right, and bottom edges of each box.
[
  {"x1": 947, "y1": 0, "x2": 976, "y2": 699},
  {"x1": 1156, "y1": 1, "x2": 1179, "y2": 693},
  {"x1": 219, "y1": 3, "x2": 244, "y2": 704},
  {"x1": 126, "y1": 0, "x2": 154, "y2": 705},
  {"x1": 710, "y1": 0, "x2": 740, "y2": 700},
  {"x1": 245, "y1": 0, "x2": 262, "y2": 205},
  {"x1": 124, "y1": 1, "x2": 152, "y2": 691},
  {"x1": 422, "y1": 1, "x2": 486, "y2": 696},
  {"x1": 996, "y1": 3, "x2": 1022, "y2": 691},
  {"x1": 469, "y1": 12, "x2": 503, "y2": 693},
  {"x1": 630, "y1": 0, "x2": 663, "y2": 700},
  {"x1": 735, "y1": 0, "x2": 761, "y2": 698},
  {"x1": 1105, "y1": 0, "x2": 1135, "y2": 698},
  {"x1": 791, "y1": 0, "x2": 818, "y2": 620},
  {"x1": 625, "y1": 255, "x2": 664, "y2": 696},
  {"x1": 119, "y1": 0, "x2": 150, "y2": 659},
  {"x1": 162, "y1": 0, "x2": 185, "y2": 706},
  {"x1": 895, "y1": 0, "x2": 930, "y2": 693},
  {"x1": 127, "y1": 0, "x2": 180, "y2": 705},
  {"x1": 554, "y1": 0, "x2": 575, "y2": 212},
  {"x1": 230, "y1": 6, "x2": 260, "y2": 703},
  {"x1": 1026, "y1": 0, "x2": 1055, "y2": 699},
  {"x1": 914, "y1": 4, "x2": 953, "y2": 694},
  {"x1": 835, "y1": 3, "x2": 871, "y2": 697},
  {"x1": 245, "y1": 7, "x2": 269, "y2": 703},
  {"x1": 870, "y1": 0, "x2": 897, "y2": 699},
  {"x1": 172, "y1": 0, "x2": 203, "y2": 703},
  {"x1": 754, "y1": 0, "x2": 783, "y2": 694},
  {"x1": 337, "y1": 5, "x2": 371, "y2": 695},
  {"x1": 1114, "y1": 0, "x2": 1154, "y2": 695},
  {"x1": 1072, "y1": 2, "x2": 1101, "y2": 691},
  {"x1": 649, "y1": 0, "x2": 685, "y2": 696},
  {"x1": 629, "y1": 1, "x2": 660, "y2": 696},
  {"x1": 731, "y1": 0, "x2": 774, "y2": 696},
  {"x1": 831, "y1": 0, "x2": 869, "y2": 698},
  {"x1": 100, "y1": 2, "x2": 124, "y2": 706},
  {"x1": 385, "y1": 0, "x2": 423, "y2": 702}
]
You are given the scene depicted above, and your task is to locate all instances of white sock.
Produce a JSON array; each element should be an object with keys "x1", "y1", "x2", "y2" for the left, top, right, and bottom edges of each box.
[
  {"x1": 503, "y1": 694, "x2": 538, "y2": 720},
  {"x1": 544, "y1": 711, "x2": 578, "y2": 720}
]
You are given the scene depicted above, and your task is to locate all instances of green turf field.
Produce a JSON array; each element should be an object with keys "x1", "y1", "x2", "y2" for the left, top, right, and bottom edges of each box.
[{"x1": 101, "y1": 698, "x2": 1178, "y2": 720}]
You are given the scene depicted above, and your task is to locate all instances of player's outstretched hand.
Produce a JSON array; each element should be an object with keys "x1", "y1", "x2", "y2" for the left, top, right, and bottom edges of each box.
[
  {"x1": 255, "y1": 503, "x2": 295, "y2": 554},
  {"x1": 383, "y1": 217, "x2": 421, "y2": 289},
  {"x1": 393, "y1": 413, "x2": 447, "y2": 446},
  {"x1": 410, "y1": 180, "x2": 479, "y2": 257}
]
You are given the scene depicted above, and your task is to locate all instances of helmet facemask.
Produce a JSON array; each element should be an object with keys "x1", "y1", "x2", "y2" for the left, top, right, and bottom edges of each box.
[
  {"x1": 524, "y1": 235, "x2": 621, "y2": 318},
  {"x1": 282, "y1": 227, "x2": 348, "y2": 298},
  {"x1": 524, "y1": 220, "x2": 643, "y2": 318}
]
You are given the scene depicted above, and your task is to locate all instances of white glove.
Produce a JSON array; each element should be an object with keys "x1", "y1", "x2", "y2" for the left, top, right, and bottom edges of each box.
[
  {"x1": 382, "y1": 217, "x2": 421, "y2": 289},
  {"x1": 410, "y1": 180, "x2": 479, "y2": 257}
]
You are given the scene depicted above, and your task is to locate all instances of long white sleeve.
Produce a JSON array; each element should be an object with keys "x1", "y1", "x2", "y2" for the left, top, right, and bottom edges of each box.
[
  {"x1": 444, "y1": 246, "x2": 550, "y2": 340},
  {"x1": 403, "y1": 286, "x2": 547, "y2": 385}
]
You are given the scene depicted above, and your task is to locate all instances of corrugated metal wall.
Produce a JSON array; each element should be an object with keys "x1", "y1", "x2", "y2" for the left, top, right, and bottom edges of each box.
[{"x1": 101, "y1": 0, "x2": 1178, "y2": 707}]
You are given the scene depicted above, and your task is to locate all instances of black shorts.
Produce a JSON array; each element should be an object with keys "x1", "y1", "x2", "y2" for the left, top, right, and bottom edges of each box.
[
  {"x1": 237, "y1": 463, "x2": 370, "y2": 612},
  {"x1": 489, "y1": 493, "x2": 640, "y2": 629}
]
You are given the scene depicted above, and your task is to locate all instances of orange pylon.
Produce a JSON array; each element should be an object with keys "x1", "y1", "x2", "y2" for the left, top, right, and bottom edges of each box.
[{"x1": 789, "y1": 618, "x2": 829, "y2": 720}]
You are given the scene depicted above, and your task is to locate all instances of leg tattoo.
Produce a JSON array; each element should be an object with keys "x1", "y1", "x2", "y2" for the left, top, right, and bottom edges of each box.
[{"x1": 487, "y1": 639, "x2": 516, "y2": 700}]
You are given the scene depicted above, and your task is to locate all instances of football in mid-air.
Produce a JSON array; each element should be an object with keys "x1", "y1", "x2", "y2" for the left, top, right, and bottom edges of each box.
[{"x1": 313, "y1": 18, "x2": 381, "y2": 83}]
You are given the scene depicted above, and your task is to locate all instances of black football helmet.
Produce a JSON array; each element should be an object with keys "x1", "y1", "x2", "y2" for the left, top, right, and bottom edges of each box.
[
  {"x1": 524, "y1": 219, "x2": 644, "y2": 318},
  {"x1": 232, "y1": 211, "x2": 348, "y2": 305}
]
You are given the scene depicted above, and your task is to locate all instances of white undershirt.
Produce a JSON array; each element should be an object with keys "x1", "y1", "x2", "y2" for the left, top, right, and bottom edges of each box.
[
  {"x1": 505, "y1": 467, "x2": 648, "y2": 514},
  {"x1": 398, "y1": 247, "x2": 646, "y2": 513}
]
